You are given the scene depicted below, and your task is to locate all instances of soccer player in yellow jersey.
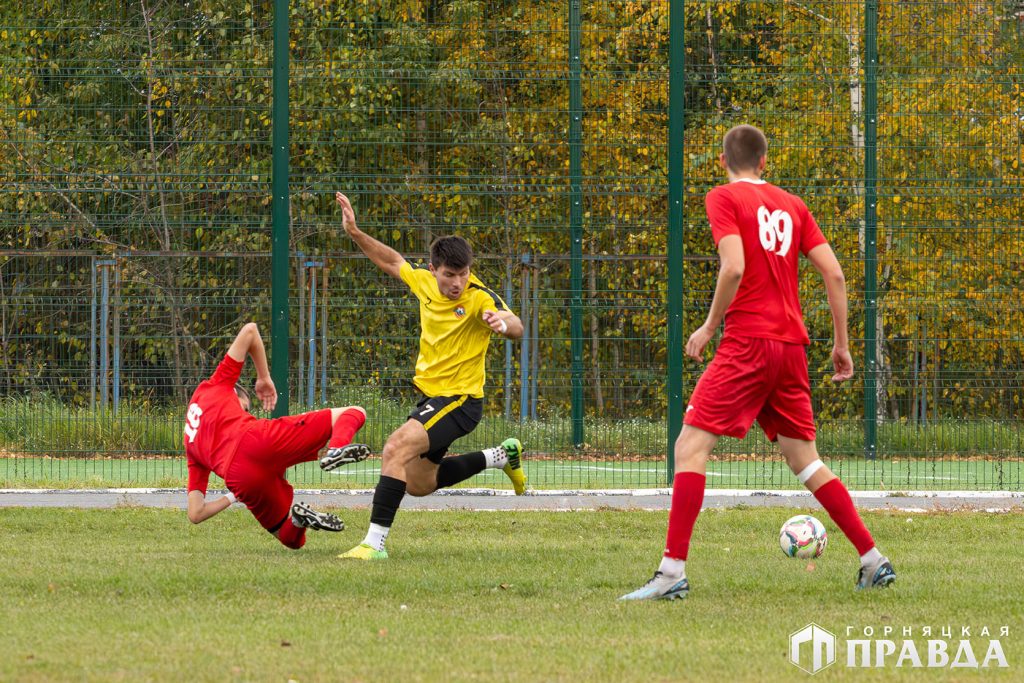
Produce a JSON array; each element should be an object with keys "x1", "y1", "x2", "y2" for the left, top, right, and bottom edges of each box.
[{"x1": 333, "y1": 192, "x2": 527, "y2": 560}]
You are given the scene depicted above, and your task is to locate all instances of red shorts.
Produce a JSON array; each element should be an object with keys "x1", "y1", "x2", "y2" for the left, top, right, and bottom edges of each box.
[
  {"x1": 683, "y1": 335, "x2": 816, "y2": 442},
  {"x1": 225, "y1": 408, "x2": 333, "y2": 530}
]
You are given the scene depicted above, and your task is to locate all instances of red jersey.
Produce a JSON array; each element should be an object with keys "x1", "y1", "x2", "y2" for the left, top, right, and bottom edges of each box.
[
  {"x1": 183, "y1": 354, "x2": 256, "y2": 494},
  {"x1": 704, "y1": 179, "x2": 828, "y2": 345}
]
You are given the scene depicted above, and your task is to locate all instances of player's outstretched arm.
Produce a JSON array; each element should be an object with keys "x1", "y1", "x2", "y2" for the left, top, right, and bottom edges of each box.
[
  {"x1": 186, "y1": 489, "x2": 235, "y2": 524},
  {"x1": 806, "y1": 243, "x2": 854, "y2": 382},
  {"x1": 482, "y1": 309, "x2": 524, "y2": 339},
  {"x1": 226, "y1": 322, "x2": 277, "y2": 410},
  {"x1": 335, "y1": 192, "x2": 406, "y2": 279},
  {"x1": 686, "y1": 234, "x2": 744, "y2": 362}
]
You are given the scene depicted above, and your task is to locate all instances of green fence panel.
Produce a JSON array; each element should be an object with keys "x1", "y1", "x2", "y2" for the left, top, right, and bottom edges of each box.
[{"x1": 0, "y1": 1, "x2": 1021, "y2": 491}]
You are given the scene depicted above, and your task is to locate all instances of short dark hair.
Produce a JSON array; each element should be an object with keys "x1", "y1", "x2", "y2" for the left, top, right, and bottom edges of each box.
[
  {"x1": 429, "y1": 236, "x2": 473, "y2": 270},
  {"x1": 722, "y1": 125, "x2": 768, "y2": 173},
  {"x1": 234, "y1": 384, "x2": 250, "y2": 405}
]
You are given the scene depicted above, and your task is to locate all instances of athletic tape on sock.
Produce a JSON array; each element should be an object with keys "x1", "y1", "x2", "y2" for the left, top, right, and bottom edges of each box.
[
  {"x1": 796, "y1": 459, "x2": 825, "y2": 484},
  {"x1": 224, "y1": 491, "x2": 236, "y2": 504}
]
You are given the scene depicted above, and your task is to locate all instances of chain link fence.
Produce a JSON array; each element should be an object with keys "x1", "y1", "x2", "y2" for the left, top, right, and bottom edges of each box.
[{"x1": 1, "y1": 1, "x2": 1021, "y2": 490}]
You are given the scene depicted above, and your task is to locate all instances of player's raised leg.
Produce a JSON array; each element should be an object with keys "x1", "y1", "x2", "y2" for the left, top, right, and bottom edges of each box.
[
  {"x1": 779, "y1": 436, "x2": 896, "y2": 590},
  {"x1": 620, "y1": 425, "x2": 718, "y2": 601},
  {"x1": 320, "y1": 406, "x2": 371, "y2": 470},
  {"x1": 428, "y1": 438, "x2": 526, "y2": 494}
]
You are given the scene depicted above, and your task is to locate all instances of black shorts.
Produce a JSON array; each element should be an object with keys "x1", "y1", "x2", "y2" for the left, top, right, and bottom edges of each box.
[{"x1": 408, "y1": 394, "x2": 483, "y2": 464}]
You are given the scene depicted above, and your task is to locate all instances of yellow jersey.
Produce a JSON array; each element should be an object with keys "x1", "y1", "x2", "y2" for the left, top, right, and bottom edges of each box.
[{"x1": 399, "y1": 262, "x2": 509, "y2": 398}]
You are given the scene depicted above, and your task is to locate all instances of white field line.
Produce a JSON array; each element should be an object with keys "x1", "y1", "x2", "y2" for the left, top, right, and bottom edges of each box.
[
  {"x1": 321, "y1": 464, "x2": 962, "y2": 480},
  {"x1": 325, "y1": 468, "x2": 961, "y2": 483}
]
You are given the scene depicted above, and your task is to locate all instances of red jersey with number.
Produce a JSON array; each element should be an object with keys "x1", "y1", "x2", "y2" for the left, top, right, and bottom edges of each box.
[
  {"x1": 183, "y1": 354, "x2": 256, "y2": 494},
  {"x1": 704, "y1": 179, "x2": 828, "y2": 345}
]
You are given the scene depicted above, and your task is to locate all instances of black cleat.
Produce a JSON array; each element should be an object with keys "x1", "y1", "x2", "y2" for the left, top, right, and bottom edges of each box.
[
  {"x1": 320, "y1": 443, "x2": 371, "y2": 471},
  {"x1": 290, "y1": 502, "x2": 344, "y2": 532}
]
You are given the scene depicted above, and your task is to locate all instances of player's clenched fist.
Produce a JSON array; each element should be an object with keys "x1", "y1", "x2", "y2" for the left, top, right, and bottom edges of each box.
[{"x1": 831, "y1": 345, "x2": 854, "y2": 382}]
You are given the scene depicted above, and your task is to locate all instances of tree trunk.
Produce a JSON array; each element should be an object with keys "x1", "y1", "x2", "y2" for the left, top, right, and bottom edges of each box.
[
  {"x1": 588, "y1": 237, "x2": 603, "y2": 415},
  {"x1": 845, "y1": 16, "x2": 891, "y2": 421},
  {"x1": 141, "y1": 0, "x2": 192, "y2": 398}
]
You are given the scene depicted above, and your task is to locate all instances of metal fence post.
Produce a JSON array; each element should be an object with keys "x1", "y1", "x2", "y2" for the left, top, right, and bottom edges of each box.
[
  {"x1": 504, "y1": 262, "x2": 514, "y2": 420},
  {"x1": 568, "y1": 0, "x2": 584, "y2": 448},
  {"x1": 320, "y1": 263, "x2": 328, "y2": 405},
  {"x1": 297, "y1": 251, "x2": 305, "y2": 404},
  {"x1": 305, "y1": 260, "x2": 322, "y2": 408},
  {"x1": 666, "y1": 0, "x2": 686, "y2": 481},
  {"x1": 270, "y1": 0, "x2": 290, "y2": 416},
  {"x1": 531, "y1": 256, "x2": 540, "y2": 421},
  {"x1": 112, "y1": 259, "x2": 121, "y2": 415},
  {"x1": 98, "y1": 260, "x2": 112, "y2": 409},
  {"x1": 90, "y1": 256, "x2": 97, "y2": 410},
  {"x1": 519, "y1": 254, "x2": 531, "y2": 423},
  {"x1": 864, "y1": 0, "x2": 879, "y2": 459}
]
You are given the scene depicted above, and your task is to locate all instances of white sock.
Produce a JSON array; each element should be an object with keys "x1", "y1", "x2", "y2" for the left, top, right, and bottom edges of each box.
[
  {"x1": 363, "y1": 523, "x2": 390, "y2": 551},
  {"x1": 860, "y1": 547, "x2": 883, "y2": 567},
  {"x1": 658, "y1": 556, "x2": 685, "y2": 578},
  {"x1": 483, "y1": 446, "x2": 508, "y2": 469}
]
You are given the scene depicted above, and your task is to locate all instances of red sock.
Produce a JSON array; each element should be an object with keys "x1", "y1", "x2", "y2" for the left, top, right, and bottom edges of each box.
[
  {"x1": 812, "y1": 478, "x2": 875, "y2": 555},
  {"x1": 664, "y1": 472, "x2": 706, "y2": 560},
  {"x1": 277, "y1": 517, "x2": 307, "y2": 550},
  {"x1": 328, "y1": 408, "x2": 366, "y2": 449}
]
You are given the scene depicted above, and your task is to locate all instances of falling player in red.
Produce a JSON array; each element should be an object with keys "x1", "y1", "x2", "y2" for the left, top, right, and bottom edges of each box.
[
  {"x1": 621, "y1": 125, "x2": 895, "y2": 600},
  {"x1": 184, "y1": 321, "x2": 370, "y2": 549}
]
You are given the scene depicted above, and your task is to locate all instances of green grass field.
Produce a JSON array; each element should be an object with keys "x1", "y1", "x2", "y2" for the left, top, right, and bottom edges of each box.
[
  {"x1": 1, "y1": 507, "x2": 1022, "y2": 681},
  {"x1": 2, "y1": 455, "x2": 1021, "y2": 491}
]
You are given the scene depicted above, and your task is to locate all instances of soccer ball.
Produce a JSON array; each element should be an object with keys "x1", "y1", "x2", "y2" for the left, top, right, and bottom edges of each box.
[{"x1": 779, "y1": 514, "x2": 828, "y2": 559}]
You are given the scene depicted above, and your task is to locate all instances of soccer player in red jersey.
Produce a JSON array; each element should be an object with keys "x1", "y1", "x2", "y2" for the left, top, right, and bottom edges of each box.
[
  {"x1": 184, "y1": 321, "x2": 369, "y2": 549},
  {"x1": 621, "y1": 125, "x2": 895, "y2": 600}
]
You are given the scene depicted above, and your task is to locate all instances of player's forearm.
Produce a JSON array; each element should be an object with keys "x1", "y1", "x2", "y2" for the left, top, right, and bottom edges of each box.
[
  {"x1": 187, "y1": 491, "x2": 234, "y2": 524},
  {"x1": 349, "y1": 227, "x2": 404, "y2": 277},
  {"x1": 823, "y1": 273, "x2": 850, "y2": 349},
  {"x1": 247, "y1": 325, "x2": 271, "y2": 379},
  {"x1": 498, "y1": 312, "x2": 524, "y2": 339},
  {"x1": 703, "y1": 267, "x2": 743, "y2": 329},
  {"x1": 805, "y1": 244, "x2": 849, "y2": 348}
]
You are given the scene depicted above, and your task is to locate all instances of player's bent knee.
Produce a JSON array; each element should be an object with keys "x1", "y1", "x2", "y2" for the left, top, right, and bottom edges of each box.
[
  {"x1": 278, "y1": 532, "x2": 306, "y2": 550},
  {"x1": 405, "y1": 479, "x2": 436, "y2": 497},
  {"x1": 381, "y1": 439, "x2": 418, "y2": 465},
  {"x1": 333, "y1": 405, "x2": 366, "y2": 420},
  {"x1": 380, "y1": 444, "x2": 402, "y2": 467},
  {"x1": 674, "y1": 448, "x2": 708, "y2": 473}
]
